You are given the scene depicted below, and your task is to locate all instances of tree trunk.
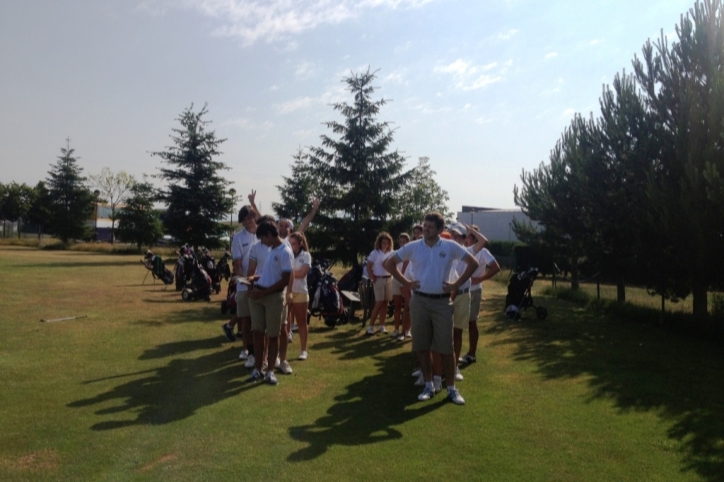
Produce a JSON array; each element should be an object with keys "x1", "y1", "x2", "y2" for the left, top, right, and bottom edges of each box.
[
  {"x1": 692, "y1": 280, "x2": 708, "y2": 320},
  {"x1": 616, "y1": 277, "x2": 626, "y2": 303},
  {"x1": 570, "y1": 258, "x2": 580, "y2": 290}
]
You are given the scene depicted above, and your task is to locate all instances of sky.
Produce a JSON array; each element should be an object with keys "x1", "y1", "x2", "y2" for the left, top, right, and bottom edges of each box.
[{"x1": 0, "y1": 0, "x2": 694, "y2": 216}]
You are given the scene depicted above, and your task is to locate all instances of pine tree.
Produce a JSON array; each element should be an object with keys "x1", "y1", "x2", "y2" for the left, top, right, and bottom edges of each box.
[
  {"x1": 633, "y1": 0, "x2": 724, "y2": 318},
  {"x1": 273, "y1": 147, "x2": 320, "y2": 221},
  {"x1": 116, "y1": 180, "x2": 163, "y2": 249},
  {"x1": 307, "y1": 68, "x2": 409, "y2": 265},
  {"x1": 154, "y1": 104, "x2": 232, "y2": 249},
  {"x1": 46, "y1": 139, "x2": 95, "y2": 243}
]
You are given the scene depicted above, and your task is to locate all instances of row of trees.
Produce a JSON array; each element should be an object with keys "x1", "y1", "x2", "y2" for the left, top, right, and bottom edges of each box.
[
  {"x1": 3, "y1": 69, "x2": 451, "y2": 259},
  {"x1": 513, "y1": 0, "x2": 724, "y2": 319}
]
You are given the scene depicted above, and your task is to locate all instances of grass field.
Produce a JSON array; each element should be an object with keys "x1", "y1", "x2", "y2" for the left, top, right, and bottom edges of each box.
[{"x1": 1, "y1": 246, "x2": 722, "y2": 481}]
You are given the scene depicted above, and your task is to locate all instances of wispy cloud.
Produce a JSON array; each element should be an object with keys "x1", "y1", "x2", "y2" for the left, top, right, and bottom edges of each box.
[
  {"x1": 498, "y1": 29, "x2": 518, "y2": 40},
  {"x1": 544, "y1": 52, "x2": 558, "y2": 59},
  {"x1": 295, "y1": 61, "x2": 316, "y2": 80},
  {"x1": 434, "y1": 59, "x2": 511, "y2": 91},
  {"x1": 274, "y1": 83, "x2": 348, "y2": 115},
  {"x1": 589, "y1": 38, "x2": 604, "y2": 46},
  {"x1": 224, "y1": 118, "x2": 274, "y2": 131},
  {"x1": 139, "y1": 0, "x2": 437, "y2": 45}
]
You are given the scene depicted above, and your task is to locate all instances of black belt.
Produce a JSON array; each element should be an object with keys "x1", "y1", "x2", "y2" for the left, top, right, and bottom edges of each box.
[
  {"x1": 255, "y1": 285, "x2": 269, "y2": 290},
  {"x1": 375, "y1": 275, "x2": 391, "y2": 279},
  {"x1": 414, "y1": 291, "x2": 450, "y2": 299},
  {"x1": 457, "y1": 288, "x2": 470, "y2": 295}
]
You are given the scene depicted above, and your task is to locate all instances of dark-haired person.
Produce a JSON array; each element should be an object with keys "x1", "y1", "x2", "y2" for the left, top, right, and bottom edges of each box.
[
  {"x1": 287, "y1": 231, "x2": 312, "y2": 360},
  {"x1": 247, "y1": 221, "x2": 293, "y2": 385},
  {"x1": 384, "y1": 212, "x2": 479, "y2": 406},
  {"x1": 223, "y1": 200, "x2": 259, "y2": 366},
  {"x1": 365, "y1": 232, "x2": 394, "y2": 335}
]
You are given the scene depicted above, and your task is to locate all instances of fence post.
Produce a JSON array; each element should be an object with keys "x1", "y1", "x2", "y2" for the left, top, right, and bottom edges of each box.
[{"x1": 597, "y1": 274, "x2": 600, "y2": 300}]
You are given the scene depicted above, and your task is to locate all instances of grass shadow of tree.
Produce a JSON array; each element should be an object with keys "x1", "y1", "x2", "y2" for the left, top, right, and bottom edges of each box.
[
  {"x1": 68, "y1": 337, "x2": 253, "y2": 430},
  {"x1": 288, "y1": 329, "x2": 444, "y2": 461},
  {"x1": 483, "y1": 293, "x2": 724, "y2": 481}
]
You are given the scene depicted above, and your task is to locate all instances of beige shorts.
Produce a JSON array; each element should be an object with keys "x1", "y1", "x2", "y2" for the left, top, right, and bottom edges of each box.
[
  {"x1": 292, "y1": 292, "x2": 309, "y2": 304},
  {"x1": 410, "y1": 293, "x2": 454, "y2": 354},
  {"x1": 453, "y1": 291, "x2": 471, "y2": 330},
  {"x1": 391, "y1": 278, "x2": 402, "y2": 297},
  {"x1": 373, "y1": 276, "x2": 393, "y2": 302},
  {"x1": 249, "y1": 290, "x2": 286, "y2": 337},
  {"x1": 236, "y1": 290, "x2": 251, "y2": 318},
  {"x1": 469, "y1": 289, "x2": 482, "y2": 322}
]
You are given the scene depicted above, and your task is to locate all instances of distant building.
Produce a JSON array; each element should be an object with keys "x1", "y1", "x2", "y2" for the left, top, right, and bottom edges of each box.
[{"x1": 455, "y1": 206, "x2": 537, "y2": 242}]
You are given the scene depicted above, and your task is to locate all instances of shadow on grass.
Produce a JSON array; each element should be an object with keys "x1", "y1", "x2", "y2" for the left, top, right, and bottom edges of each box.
[
  {"x1": 288, "y1": 329, "x2": 444, "y2": 461},
  {"x1": 484, "y1": 293, "x2": 724, "y2": 482},
  {"x1": 68, "y1": 338, "x2": 252, "y2": 429}
]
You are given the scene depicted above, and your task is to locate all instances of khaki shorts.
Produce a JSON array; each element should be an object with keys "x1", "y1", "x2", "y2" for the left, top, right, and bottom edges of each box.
[
  {"x1": 453, "y1": 291, "x2": 471, "y2": 330},
  {"x1": 410, "y1": 293, "x2": 454, "y2": 354},
  {"x1": 249, "y1": 290, "x2": 286, "y2": 337},
  {"x1": 236, "y1": 290, "x2": 251, "y2": 318},
  {"x1": 373, "y1": 277, "x2": 393, "y2": 302},
  {"x1": 469, "y1": 289, "x2": 482, "y2": 322},
  {"x1": 292, "y1": 292, "x2": 309, "y2": 304},
  {"x1": 391, "y1": 278, "x2": 402, "y2": 297}
]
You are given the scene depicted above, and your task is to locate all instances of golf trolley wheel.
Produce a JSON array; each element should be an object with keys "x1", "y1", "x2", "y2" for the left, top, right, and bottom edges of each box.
[
  {"x1": 181, "y1": 288, "x2": 192, "y2": 301},
  {"x1": 536, "y1": 306, "x2": 548, "y2": 320}
]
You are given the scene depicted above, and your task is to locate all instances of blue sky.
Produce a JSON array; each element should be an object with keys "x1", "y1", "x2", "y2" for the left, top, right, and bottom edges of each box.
[{"x1": 0, "y1": 0, "x2": 692, "y2": 214}]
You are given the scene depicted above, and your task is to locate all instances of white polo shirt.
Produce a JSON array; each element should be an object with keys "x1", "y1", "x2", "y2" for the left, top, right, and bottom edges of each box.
[
  {"x1": 256, "y1": 243, "x2": 293, "y2": 288},
  {"x1": 292, "y1": 250, "x2": 312, "y2": 294},
  {"x1": 469, "y1": 247, "x2": 496, "y2": 292},
  {"x1": 231, "y1": 228, "x2": 259, "y2": 292},
  {"x1": 395, "y1": 238, "x2": 469, "y2": 294},
  {"x1": 249, "y1": 242, "x2": 271, "y2": 276},
  {"x1": 367, "y1": 248, "x2": 392, "y2": 277}
]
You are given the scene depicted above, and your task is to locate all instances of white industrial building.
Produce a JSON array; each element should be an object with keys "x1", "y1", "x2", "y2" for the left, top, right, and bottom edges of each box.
[{"x1": 455, "y1": 206, "x2": 537, "y2": 242}]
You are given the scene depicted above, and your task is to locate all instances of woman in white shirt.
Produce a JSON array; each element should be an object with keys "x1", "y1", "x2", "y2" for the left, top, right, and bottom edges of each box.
[
  {"x1": 287, "y1": 231, "x2": 312, "y2": 360},
  {"x1": 365, "y1": 232, "x2": 394, "y2": 335}
]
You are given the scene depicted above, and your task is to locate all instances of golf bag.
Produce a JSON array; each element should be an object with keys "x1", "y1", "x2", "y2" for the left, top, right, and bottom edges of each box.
[
  {"x1": 220, "y1": 277, "x2": 238, "y2": 315},
  {"x1": 308, "y1": 259, "x2": 348, "y2": 327},
  {"x1": 142, "y1": 254, "x2": 174, "y2": 285},
  {"x1": 504, "y1": 267, "x2": 547, "y2": 320},
  {"x1": 181, "y1": 256, "x2": 213, "y2": 302}
]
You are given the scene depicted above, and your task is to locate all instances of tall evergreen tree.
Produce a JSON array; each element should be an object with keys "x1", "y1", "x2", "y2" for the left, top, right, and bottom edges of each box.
[
  {"x1": 273, "y1": 147, "x2": 321, "y2": 221},
  {"x1": 513, "y1": 114, "x2": 598, "y2": 289},
  {"x1": 154, "y1": 104, "x2": 232, "y2": 249},
  {"x1": 116, "y1": 180, "x2": 163, "y2": 249},
  {"x1": 307, "y1": 68, "x2": 410, "y2": 265},
  {"x1": 46, "y1": 139, "x2": 94, "y2": 243},
  {"x1": 633, "y1": 0, "x2": 724, "y2": 318},
  {"x1": 586, "y1": 72, "x2": 662, "y2": 302}
]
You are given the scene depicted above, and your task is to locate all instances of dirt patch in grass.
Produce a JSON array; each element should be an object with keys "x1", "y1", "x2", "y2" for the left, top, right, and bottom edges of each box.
[
  {"x1": 137, "y1": 452, "x2": 179, "y2": 472},
  {"x1": 1, "y1": 449, "x2": 60, "y2": 472}
]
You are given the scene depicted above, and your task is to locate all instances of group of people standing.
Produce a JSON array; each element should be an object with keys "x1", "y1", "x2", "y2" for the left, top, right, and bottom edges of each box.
[
  {"x1": 219, "y1": 192, "x2": 501, "y2": 406},
  {"x1": 221, "y1": 190, "x2": 320, "y2": 385},
  {"x1": 369, "y1": 213, "x2": 500, "y2": 405}
]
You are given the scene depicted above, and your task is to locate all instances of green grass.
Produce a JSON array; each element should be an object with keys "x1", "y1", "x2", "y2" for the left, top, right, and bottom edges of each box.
[{"x1": 0, "y1": 246, "x2": 722, "y2": 481}]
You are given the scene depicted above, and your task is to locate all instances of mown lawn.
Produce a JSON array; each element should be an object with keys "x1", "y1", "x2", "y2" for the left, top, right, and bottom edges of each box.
[{"x1": 0, "y1": 246, "x2": 722, "y2": 481}]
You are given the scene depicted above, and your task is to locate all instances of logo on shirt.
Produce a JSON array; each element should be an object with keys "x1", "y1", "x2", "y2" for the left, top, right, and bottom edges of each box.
[
  {"x1": 273, "y1": 256, "x2": 278, "y2": 262},
  {"x1": 439, "y1": 252, "x2": 446, "y2": 258}
]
